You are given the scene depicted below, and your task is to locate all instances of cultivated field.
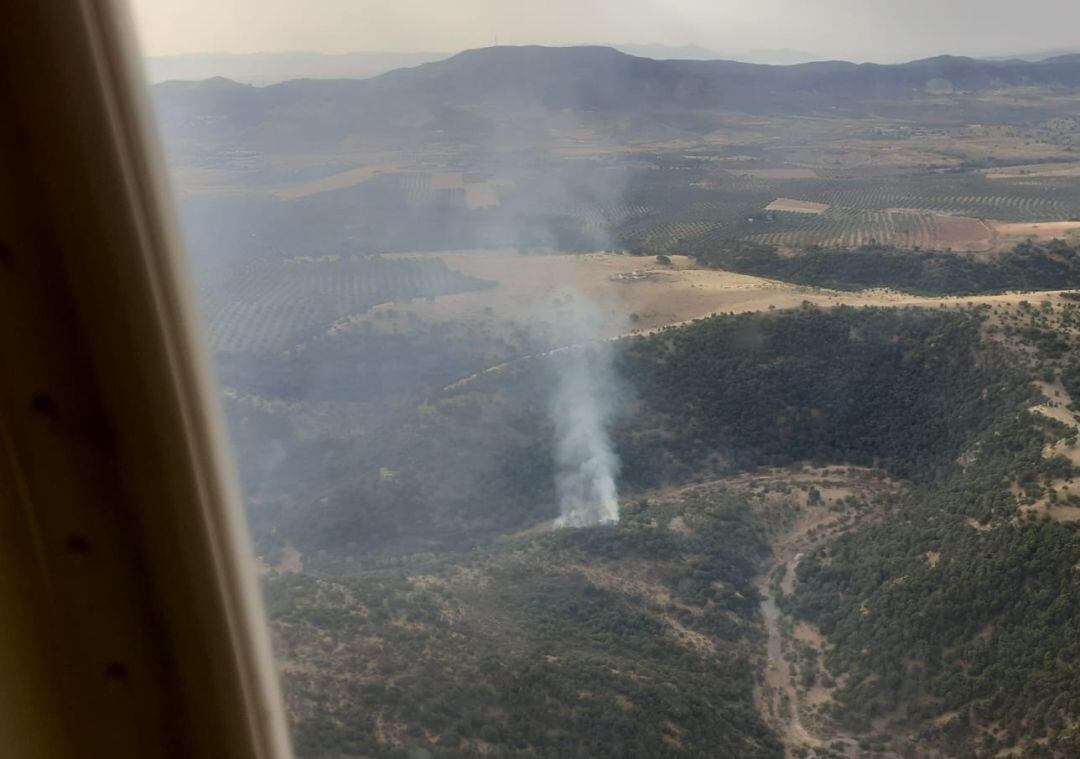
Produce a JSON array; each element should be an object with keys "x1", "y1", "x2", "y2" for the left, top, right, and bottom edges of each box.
[
  {"x1": 166, "y1": 101, "x2": 1080, "y2": 357},
  {"x1": 202, "y1": 255, "x2": 489, "y2": 352}
]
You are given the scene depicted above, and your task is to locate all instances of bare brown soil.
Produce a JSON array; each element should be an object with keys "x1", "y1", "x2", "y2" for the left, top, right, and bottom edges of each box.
[
  {"x1": 935, "y1": 215, "x2": 995, "y2": 249},
  {"x1": 993, "y1": 220, "x2": 1080, "y2": 247},
  {"x1": 986, "y1": 162, "x2": 1080, "y2": 180},
  {"x1": 338, "y1": 251, "x2": 1080, "y2": 394},
  {"x1": 275, "y1": 164, "x2": 395, "y2": 198},
  {"x1": 352, "y1": 252, "x2": 1080, "y2": 356},
  {"x1": 767, "y1": 197, "x2": 830, "y2": 214}
]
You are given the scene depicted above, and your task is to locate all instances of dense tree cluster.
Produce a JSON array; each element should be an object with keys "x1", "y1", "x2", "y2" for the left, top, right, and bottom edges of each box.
[
  {"x1": 617, "y1": 305, "x2": 1034, "y2": 486},
  {"x1": 689, "y1": 239, "x2": 1080, "y2": 296}
]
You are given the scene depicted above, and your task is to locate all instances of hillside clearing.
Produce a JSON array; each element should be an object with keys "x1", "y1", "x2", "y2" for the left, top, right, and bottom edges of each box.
[{"x1": 356, "y1": 251, "x2": 1080, "y2": 348}]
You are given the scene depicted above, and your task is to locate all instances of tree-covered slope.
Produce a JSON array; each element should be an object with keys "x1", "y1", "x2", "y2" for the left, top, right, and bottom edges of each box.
[
  {"x1": 691, "y1": 239, "x2": 1080, "y2": 296},
  {"x1": 779, "y1": 303, "x2": 1080, "y2": 756},
  {"x1": 261, "y1": 303, "x2": 1080, "y2": 757},
  {"x1": 617, "y1": 304, "x2": 1034, "y2": 485},
  {"x1": 268, "y1": 488, "x2": 782, "y2": 758}
]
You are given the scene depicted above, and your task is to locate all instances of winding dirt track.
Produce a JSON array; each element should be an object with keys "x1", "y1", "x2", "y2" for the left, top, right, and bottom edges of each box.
[
  {"x1": 758, "y1": 582, "x2": 822, "y2": 748},
  {"x1": 755, "y1": 514, "x2": 843, "y2": 754},
  {"x1": 751, "y1": 479, "x2": 900, "y2": 758}
]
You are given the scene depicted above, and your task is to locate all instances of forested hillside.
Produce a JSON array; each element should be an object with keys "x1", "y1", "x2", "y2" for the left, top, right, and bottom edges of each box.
[
  {"x1": 248, "y1": 305, "x2": 1029, "y2": 558},
  {"x1": 261, "y1": 303, "x2": 1080, "y2": 756},
  {"x1": 789, "y1": 497, "x2": 1080, "y2": 755},
  {"x1": 268, "y1": 488, "x2": 782, "y2": 758},
  {"x1": 691, "y1": 239, "x2": 1080, "y2": 296},
  {"x1": 616, "y1": 305, "x2": 1033, "y2": 484},
  {"x1": 778, "y1": 306, "x2": 1080, "y2": 755}
]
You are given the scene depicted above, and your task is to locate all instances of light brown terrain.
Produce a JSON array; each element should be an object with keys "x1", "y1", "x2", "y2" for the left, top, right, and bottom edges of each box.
[
  {"x1": 275, "y1": 164, "x2": 394, "y2": 199},
  {"x1": 986, "y1": 162, "x2": 1080, "y2": 180},
  {"x1": 336, "y1": 251, "x2": 1080, "y2": 350},
  {"x1": 740, "y1": 168, "x2": 819, "y2": 179},
  {"x1": 767, "y1": 198, "x2": 830, "y2": 214},
  {"x1": 993, "y1": 220, "x2": 1080, "y2": 247},
  {"x1": 935, "y1": 215, "x2": 995, "y2": 249}
]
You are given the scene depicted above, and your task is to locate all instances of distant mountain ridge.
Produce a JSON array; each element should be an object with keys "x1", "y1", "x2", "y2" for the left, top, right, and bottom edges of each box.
[
  {"x1": 988, "y1": 47, "x2": 1080, "y2": 63},
  {"x1": 153, "y1": 45, "x2": 1080, "y2": 151},
  {"x1": 606, "y1": 43, "x2": 820, "y2": 65},
  {"x1": 145, "y1": 44, "x2": 822, "y2": 85}
]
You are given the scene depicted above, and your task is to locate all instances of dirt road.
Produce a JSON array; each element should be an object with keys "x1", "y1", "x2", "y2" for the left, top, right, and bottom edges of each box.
[{"x1": 750, "y1": 474, "x2": 900, "y2": 758}]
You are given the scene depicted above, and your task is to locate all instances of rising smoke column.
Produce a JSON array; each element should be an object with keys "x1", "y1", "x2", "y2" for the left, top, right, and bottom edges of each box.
[{"x1": 550, "y1": 293, "x2": 620, "y2": 527}]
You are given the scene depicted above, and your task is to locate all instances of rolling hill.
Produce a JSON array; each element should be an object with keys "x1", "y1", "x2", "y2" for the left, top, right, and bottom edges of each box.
[{"x1": 152, "y1": 45, "x2": 1080, "y2": 151}]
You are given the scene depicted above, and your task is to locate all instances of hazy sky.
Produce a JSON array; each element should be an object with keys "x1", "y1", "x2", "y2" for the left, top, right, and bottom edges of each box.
[{"x1": 129, "y1": 0, "x2": 1080, "y2": 62}]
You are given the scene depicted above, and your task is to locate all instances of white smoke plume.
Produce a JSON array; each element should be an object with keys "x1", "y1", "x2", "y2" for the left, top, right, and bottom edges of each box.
[{"x1": 550, "y1": 292, "x2": 620, "y2": 527}]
